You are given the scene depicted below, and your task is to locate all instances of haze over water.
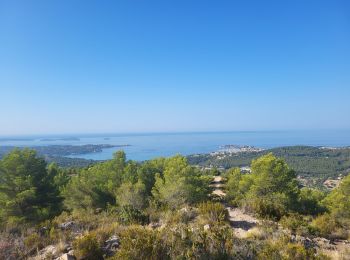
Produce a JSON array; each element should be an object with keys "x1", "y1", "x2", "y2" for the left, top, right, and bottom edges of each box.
[{"x1": 1, "y1": 130, "x2": 350, "y2": 161}]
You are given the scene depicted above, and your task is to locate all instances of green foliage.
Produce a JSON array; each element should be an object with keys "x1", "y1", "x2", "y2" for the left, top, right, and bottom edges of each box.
[
  {"x1": 298, "y1": 188, "x2": 326, "y2": 215},
  {"x1": 248, "y1": 153, "x2": 299, "y2": 202},
  {"x1": 226, "y1": 153, "x2": 299, "y2": 219},
  {"x1": 280, "y1": 213, "x2": 315, "y2": 236},
  {"x1": 62, "y1": 151, "x2": 165, "y2": 213},
  {"x1": 323, "y1": 174, "x2": 350, "y2": 219},
  {"x1": 198, "y1": 201, "x2": 228, "y2": 223},
  {"x1": 116, "y1": 180, "x2": 147, "y2": 210},
  {"x1": 73, "y1": 233, "x2": 103, "y2": 260},
  {"x1": 1, "y1": 149, "x2": 349, "y2": 259},
  {"x1": 118, "y1": 205, "x2": 148, "y2": 225},
  {"x1": 188, "y1": 146, "x2": 350, "y2": 188},
  {"x1": 189, "y1": 224, "x2": 236, "y2": 259},
  {"x1": 0, "y1": 149, "x2": 62, "y2": 225},
  {"x1": 113, "y1": 226, "x2": 166, "y2": 260},
  {"x1": 311, "y1": 213, "x2": 348, "y2": 240},
  {"x1": 257, "y1": 236, "x2": 323, "y2": 260},
  {"x1": 226, "y1": 168, "x2": 253, "y2": 206},
  {"x1": 62, "y1": 151, "x2": 128, "y2": 211},
  {"x1": 24, "y1": 233, "x2": 43, "y2": 252},
  {"x1": 152, "y1": 155, "x2": 210, "y2": 208},
  {"x1": 137, "y1": 158, "x2": 165, "y2": 196}
]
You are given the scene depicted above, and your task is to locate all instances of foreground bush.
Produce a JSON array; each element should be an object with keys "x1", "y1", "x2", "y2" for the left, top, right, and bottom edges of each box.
[
  {"x1": 280, "y1": 213, "x2": 315, "y2": 236},
  {"x1": 73, "y1": 234, "x2": 103, "y2": 260},
  {"x1": 113, "y1": 226, "x2": 166, "y2": 260},
  {"x1": 117, "y1": 205, "x2": 148, "y2": 225},
  {"x1": 198, "y1": 201, "x2": 228, "y2": 223},
  {"x1": 311, "y1": 214, "x2": 348, "y2": 240},
  {"x1": 257, "y1": 236, "x2": 326, "y2": 260}
]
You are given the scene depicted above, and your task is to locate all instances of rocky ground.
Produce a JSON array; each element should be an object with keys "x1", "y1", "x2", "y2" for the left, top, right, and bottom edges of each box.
[{"x1": 211, "y1": 175, "x2": 350, "y2": 259}]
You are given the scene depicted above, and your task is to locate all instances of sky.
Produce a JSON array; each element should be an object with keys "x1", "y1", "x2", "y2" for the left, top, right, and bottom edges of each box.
[{"x1": 0, "y1": 0, "x2": 349, "y2": 135}]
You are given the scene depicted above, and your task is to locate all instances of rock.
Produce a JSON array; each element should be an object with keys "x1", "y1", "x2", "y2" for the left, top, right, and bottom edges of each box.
[
  {"x1": 179, "y1": 207, "x2": 190, "y2": 213},
  {"x1": 313, "y1": 237, "x2": 335, "y2": 250},
  {"x1": 62, "y1": 244, "x2": 72, "y2": 253},
  {"x1": 102, "y1": 235, "x2": 120, "y2": 257},
  {"x1": 290, "y1": 234, "x2": 316, "y2": 249},
  {"x1": 59, "y1": 221, "x2": 76, "y2": 230},
  {"x1": 55, "y1": 253, "x2": 76, "y2": 260},
  {"x1": 148, "y1": 222, "x2": 161, "y2": 229},
  {"x1": 33, "y1": 245, "x2": 59, "y2": 259},
  {"x1": 204, "y1": 224, "x2": 210, "y2": 230},
  {"x1": 39, "y1": 226, "x2": 48, "y2": 236},
  {"x1": 95, "y1": 208, "x2": 103, "y2": 214}
]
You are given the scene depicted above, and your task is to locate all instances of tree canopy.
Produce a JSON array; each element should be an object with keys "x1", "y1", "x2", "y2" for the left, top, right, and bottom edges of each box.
[{"x1": 0, "y1": 149, "x2": 61, "y2": 225}]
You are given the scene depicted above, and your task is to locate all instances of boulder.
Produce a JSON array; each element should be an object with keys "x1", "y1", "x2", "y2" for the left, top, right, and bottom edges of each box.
[
  {"x1": 32, "y1": 245, "x2": 58, "y2": 259},
  {"x1": 291, "y1": 234, "x2": 316, "y2": 249},
  {"x1": 59, "y1": 221, "x2": 76, "y2": 230},
  {"x1": 102, "y1": 235, "x2": 120, "y2": 257}
]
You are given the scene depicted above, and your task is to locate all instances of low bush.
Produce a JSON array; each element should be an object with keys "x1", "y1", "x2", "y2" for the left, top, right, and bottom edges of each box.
[
  {"x1": 311, "y1": 214, "x2": 344, "y2": 240},
  {"x1": 113, "y1": 225, "x2": 166, "y2": 260},
  {"x1": 117, "y1": 205, "x2": 148, "y2": 225},
  {"x1": 280, "y1": 213, "x2": 315, "y2": 236},
  {"x1": 198, "y1": 201, "x2": 228, "y2": 223},
  {"x1": 24, "y1": 233, "x2": 44, "y2": 254},
  {"x1": 245, "y1": 193, "x2": 289, "y2": 220},
  {"x1": 73, "y1": 233, "x2": 103, "y2": 260},
  {"x1": 257, "y1": 236, "x2": 324, "y2": 260}
]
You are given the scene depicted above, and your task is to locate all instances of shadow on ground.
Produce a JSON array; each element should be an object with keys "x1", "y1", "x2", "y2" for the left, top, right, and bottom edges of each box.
[{"x1": 229, "y1": 220, "x2": 257, "y2": 231}]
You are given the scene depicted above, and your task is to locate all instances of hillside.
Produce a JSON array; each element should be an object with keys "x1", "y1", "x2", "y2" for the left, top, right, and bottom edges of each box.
[{"x1": 188, "y1": 146, "x2": 350, "y2": 188}]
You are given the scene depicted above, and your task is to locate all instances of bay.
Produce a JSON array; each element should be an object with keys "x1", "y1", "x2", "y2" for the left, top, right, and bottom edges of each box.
[{"x1": 0, "y1": 130, "x2": 350, "y2": 161}]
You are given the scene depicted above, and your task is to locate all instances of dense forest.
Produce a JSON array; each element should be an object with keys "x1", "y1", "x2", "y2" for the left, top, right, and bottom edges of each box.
[
  {"x1": 0, "y1": 149, "x2": 349, "y2": 259},
  {"x1": 188, "y1": 146, "x2": 350, "y2": 188}
]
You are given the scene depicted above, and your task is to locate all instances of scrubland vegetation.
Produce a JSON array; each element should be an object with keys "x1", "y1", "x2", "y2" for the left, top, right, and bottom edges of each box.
[
  {"x1": 188, "y1": 146, "x2": 350, "y2": 188},
  {"x1": 0, "y1": 149, "x2": 349, "y2": 259}
]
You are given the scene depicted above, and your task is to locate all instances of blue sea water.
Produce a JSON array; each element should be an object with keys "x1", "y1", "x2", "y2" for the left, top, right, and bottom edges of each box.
[{"x1": 0, "y1": 130, "x2": 350, "y2": 161}]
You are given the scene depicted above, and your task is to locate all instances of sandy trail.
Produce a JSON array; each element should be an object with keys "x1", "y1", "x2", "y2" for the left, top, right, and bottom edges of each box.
[
  {"x1": 211, "y1": 175, "x2": 259, "y2": 238},
  {"x1": 210, "y1": 176, "x2": 226, "y2": 197}
]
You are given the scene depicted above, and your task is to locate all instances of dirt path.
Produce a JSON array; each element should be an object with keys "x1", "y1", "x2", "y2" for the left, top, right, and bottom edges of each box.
[
  {"x1": 211, "y1": 176, "x2": 259, "y2": 238},
  {"x1": 210, "y1": 176, "x2": 226, "y2": 197},
  {"x1": 210, "y1": 176, "x2": 350, "y2": 257}
]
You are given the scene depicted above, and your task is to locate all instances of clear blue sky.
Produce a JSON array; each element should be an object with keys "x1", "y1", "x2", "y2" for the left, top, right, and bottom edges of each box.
[{"x1": 0, "y1": 0, "x2": 349, "y2": 135}]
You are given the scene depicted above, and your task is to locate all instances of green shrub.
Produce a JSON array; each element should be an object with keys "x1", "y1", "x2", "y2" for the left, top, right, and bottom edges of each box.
[
  {"x1": 298, "y1": 188, "x2": 326, "y2": 215},
  {"x1": 311, "y1": 214, "x2": 347, "y2": 240},
  {"x1": 283, "y1": 243, "x2": 315, "y2": 260},
  {"x1": 118, "y1": 205, "x2": 148, "y2": 225},
  {"x1": 24, "y1": 233, "x2": 44, "y2": 253},
  {"x1": 280, "y1": 213, "x2": 315, "y2": 236},
  {"x1": 190, "y1": 224, "x2": 235, "y2": 259},
  {"x1": 73, "y1": 233, "x2": 103, "y2": 260},
  {"x1": 163, "y1": 207, "x2": 197, "y2": 225},
  {"x1": 258, "y1": 237, "x2": 322, "y2": 260},
  {"x1": 245, "y1": 193, "x2": 289, "y2": 220},
  {"x1": 113, "y1": 226, "x2": 166, "y2": 260},
  {"x1": 198, "y1": 201, "x2": 228, "y2": 223}
]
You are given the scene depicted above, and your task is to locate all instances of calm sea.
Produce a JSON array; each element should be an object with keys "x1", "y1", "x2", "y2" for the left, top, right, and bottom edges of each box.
[{"x1": 1, "y1": 130, "x2": 350, "y2": 161}]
